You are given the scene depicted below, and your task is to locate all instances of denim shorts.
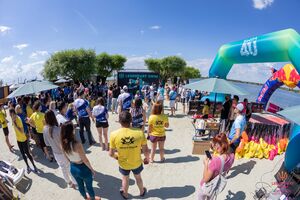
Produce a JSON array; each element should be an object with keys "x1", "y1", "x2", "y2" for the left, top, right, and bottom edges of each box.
[{"x1": 119, "y1": 164, "x2": 143, "y2": 176}]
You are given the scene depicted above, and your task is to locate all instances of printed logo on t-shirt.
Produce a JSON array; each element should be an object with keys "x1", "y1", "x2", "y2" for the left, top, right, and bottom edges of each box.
[
  {"x1": 155, "y1": 120, "x2": 163, "y2": 126},
  {"x1": 121, "y1": 137, "x2": 135, "y2": 145}
]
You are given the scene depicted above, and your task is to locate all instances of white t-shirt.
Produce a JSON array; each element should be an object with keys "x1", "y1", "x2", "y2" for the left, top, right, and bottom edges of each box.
[{"x1": 56, "y1": 113, "x2": 68, "y2": 126}]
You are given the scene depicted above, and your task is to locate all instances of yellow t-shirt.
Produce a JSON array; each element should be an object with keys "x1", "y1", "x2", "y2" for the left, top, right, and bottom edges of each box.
[
  {"x1": 202, "y1": 105, "x2": 210, "y2": 115},
  {"x1": 30, "y1": 112, "x2": 45, "y2": 133},
  {"x1": 110, "y1": 128, "x2": 147, "y2": 170},
  {"x1": 148, "y1": 114, "x2": 169, "y2": 137},
  {"x1": 26, "y1": 105, "x2": 33, "y2": 118},
  {"x1": 0, "y1": 110, "x2": 8, "y2": 128},
  {"x1": 13, "y1": 116, "x2": 27, "y2": 142}
]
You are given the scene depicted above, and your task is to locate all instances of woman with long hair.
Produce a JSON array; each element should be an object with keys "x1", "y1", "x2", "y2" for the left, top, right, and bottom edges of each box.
[
  {"x1": 202, "y1": 98, "x2": 211, "y2": 119},
  {"x1": 9, "y1": 109, "x2": 37, "y2": 173},
  {"x1": 92, "y1": 97, "x2": 109, "y2": 151},
  {"x1": 198, "y1": 133, "x2": 235, "y2": 200},
  {"x1": 130, "y1": 98, "x2": 146, "y2": 131},
  {"x1": 60, "y1": 122, "x2": 100, "y2": 200},
  {"x1": 148, "y1": 103, "x2": 169, "y2": 163},
  {"x1": 43, "y1": 110, "x2": 76, "y2": 188}
]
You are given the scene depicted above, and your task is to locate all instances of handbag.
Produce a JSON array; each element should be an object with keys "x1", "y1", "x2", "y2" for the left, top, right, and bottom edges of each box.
[{"x1": 202, "y1": 156, "x2": 227, "y2": 198}]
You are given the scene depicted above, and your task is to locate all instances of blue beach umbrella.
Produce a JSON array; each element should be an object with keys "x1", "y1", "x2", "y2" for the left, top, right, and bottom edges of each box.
[
  {"x1": 7, "y1": 80, "x2": 58, "y2": 98},
  {"x1": 184, "y1": 78, "x2": 248, "y2": 116}
]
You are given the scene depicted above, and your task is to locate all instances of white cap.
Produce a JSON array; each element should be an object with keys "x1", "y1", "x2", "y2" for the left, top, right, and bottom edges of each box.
[
  {"x1": 236, "y1": 103, "x2": 244, "y2": 111},
  {"x1": 150, "y1": 86, "x2": 153, "y2": 90},
  {"x1": 123, "y1": 85, "x2": 128, "y2": 90}
]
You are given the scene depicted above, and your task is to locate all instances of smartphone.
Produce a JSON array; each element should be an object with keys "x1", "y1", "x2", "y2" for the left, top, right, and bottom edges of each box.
[{"x1": 205, "y1": 150, "x2": 212, "y2": 160}]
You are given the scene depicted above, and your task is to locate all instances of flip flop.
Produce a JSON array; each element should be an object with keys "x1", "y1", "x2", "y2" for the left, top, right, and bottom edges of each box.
[
  {"x1": 119, "y1": 190, "x2": 129, "y2": 199},
  {"x1": 140, "y1": 187, "x2": 147, "y2": 197}
]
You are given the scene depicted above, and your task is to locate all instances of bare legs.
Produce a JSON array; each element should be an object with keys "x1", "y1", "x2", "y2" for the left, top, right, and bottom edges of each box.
[
  {"x1": 150, "y1": 140, "x2": 165, "y2": 162},
  {"x1": 121, "y1": 174, "x2": 145, "y2": 198},
  {"x1": 97, "y1": 127, "x2": 108, "y2": 151}
]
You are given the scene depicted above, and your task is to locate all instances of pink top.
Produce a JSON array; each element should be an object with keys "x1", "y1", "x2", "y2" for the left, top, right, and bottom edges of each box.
[{"x1": 200, "y1": 153, "x2": 235, "y2": 186}]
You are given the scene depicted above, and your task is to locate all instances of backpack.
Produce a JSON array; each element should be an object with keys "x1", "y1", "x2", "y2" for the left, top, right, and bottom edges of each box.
[{"x1": 202, "y1": 156, "x2": 227, "y2": 198}]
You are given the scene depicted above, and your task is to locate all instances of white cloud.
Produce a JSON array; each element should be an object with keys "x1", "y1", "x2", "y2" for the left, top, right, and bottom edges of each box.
[
  {"x1": 125, "y1": 55, "x2": 152, "y2": 69},
  {"x1": 149, "y1": 25, "x2": 161, "y2": 30},
  {"x1": 0, "y1": 26, "x2": 11, "y2": 35},
  {"x1": 252, "y1": 0, "x2": 274, "y2": 10},
  {"x1": 187, "y1": 58, "x2": 213, "y2": 77},
  {"x1": 186, "y1": 57, "x2": 288, "y2": 83},
  {"x1": 1, "y1": 56, "x2": 14, "y2": 64},
  {"x1": 13, "y1": 43, "x2": 29, "y2": 50},
  {"x1": 0, "y1": 60, "x2": 45, "y2": 84},
  {"x1": 30, "y1": 51, "x2": 49, "y2": 59}
]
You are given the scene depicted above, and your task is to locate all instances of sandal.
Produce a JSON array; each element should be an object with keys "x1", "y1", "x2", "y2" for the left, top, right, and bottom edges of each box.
[
  {"x1": 140, "y1": 187, "x2": 147, "y2": 197},
  {"x1": 160, "y1": 158, "x2": 166, "y2": 163},
  {"x1": 119, "y1": 190, "x2": 129, "y2": 199}
]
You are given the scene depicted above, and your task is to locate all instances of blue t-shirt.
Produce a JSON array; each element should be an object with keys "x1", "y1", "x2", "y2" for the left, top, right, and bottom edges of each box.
[
  {"x1": 228, "y1": 115, "x2": 246, "y2": 146},
  {"x1": 169, "y1": 90, "x2": 177, "y2": 100},
  {"x1": 120, "y1": 93, "x2": 132, "y2": 110},
  {"x1": 92, "y1": 105, "x2": 108, "y2": 122},
  {"x1": 65, "y1": 108, "x2": 76, "y2": 121},
  {"x1": 74, "y1": 98, "x2": 89, "y2": 118}
]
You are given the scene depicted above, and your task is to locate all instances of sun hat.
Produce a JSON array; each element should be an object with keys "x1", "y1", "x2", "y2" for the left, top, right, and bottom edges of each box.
[{"x1": 236, "y1": 103, "x2": 244, "y2": 112}]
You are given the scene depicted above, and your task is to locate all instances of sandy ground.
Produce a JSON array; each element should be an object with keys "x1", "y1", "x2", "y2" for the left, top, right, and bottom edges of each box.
[{"x1": 0, "y1": 102, "x2": 284, "y2": 200}]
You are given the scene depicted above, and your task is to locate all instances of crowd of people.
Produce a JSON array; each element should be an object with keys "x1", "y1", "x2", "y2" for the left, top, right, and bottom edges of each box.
[{"x1": 0, "y1": 80, "x2": 251, "y2": 200}]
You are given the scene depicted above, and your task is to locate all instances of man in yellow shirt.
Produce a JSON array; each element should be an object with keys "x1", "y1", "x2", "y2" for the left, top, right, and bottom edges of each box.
[
  {"x1": 9, "y1": 109, "x2": 37, "y2": 173},
  {"x1": 0, "y1": 104, "x2": 14, "y2": 152},
  {"x1": 109, "y1": 111, "x2": 149, "y2": 199}
]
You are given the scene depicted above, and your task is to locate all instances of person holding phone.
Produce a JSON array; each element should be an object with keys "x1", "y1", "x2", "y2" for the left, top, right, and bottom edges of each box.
[{"x1": 198, "y1": 133, "x2": 235, "y2": 200}]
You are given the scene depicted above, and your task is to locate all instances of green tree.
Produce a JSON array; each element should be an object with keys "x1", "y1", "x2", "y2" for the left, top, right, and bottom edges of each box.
[
  {"x1": 181, "y1": 66, "x2": 201, "y2": 83},
  {"x1": 43, "y1": 49, "x2": 96, "y2": 82},
  {"x1": 95, "y1": 53, "x2": 127, "y2": 83},
  {"x1": 145, "y1": 56, "x2": 186, "y2": 84}
]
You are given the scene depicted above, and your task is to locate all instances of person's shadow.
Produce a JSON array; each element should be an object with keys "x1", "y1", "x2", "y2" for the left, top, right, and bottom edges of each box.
[
  {"x1": 145, "y1": 185, "x2": 195, "y2": 199},
  {"x1": 164, "y1": 155, "x2": 200, "y2": 164},
  {"x1": 93, "y1": 171, "x2": 135, "y2": 199},
  {"x1": 226, "y1": 160, "x2": 256, "y2": 179},
  {"x1": 16, "y1": 175, "x2": 32, "y2": 194},
  {"x1": 225, "y1": 190, "x2": 246, "y2": 200},
  {"x1": 155, "y1": 149, "x2": 180, "y2": 155},
  {"x1": 36, "y1": 169, "x2": 67, "y2": 189}
]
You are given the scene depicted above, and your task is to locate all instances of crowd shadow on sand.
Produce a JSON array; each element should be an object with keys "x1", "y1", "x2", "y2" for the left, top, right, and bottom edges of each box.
[
  {"x1": 93, "y1": 171, "x2": 135, "y2": 199},
  {"x1": 164, "y1": 155, "x2": 200, "y2": 164},
  {"x1": 145, "y1": 185, "x2": 195, "y2": 199},
  {"x1": 225, "y1": 190, "x2": 246, "y2": 200},
  {"x1": 155, "y1": 149, "x2": 180, "y2": 155},
  {"x1": 227, "y1": 160, "x2": 256, "y2": 179},
  {"x1": 37, "y1": 169, "x2": 68, "y2": 189}
]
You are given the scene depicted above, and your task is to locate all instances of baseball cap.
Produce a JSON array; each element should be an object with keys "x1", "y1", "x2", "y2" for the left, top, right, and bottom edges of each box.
[
  {"x1": 236, "y1": 103, "x2": 244, "y2": 111},
  {"x1": 123, "y1": 85, "x2": 128, "y2": 90}
]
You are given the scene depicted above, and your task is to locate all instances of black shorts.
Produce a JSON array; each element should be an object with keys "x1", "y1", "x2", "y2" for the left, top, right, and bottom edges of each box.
[
  {"x1": 181, "y1": 98, "x2": 186, "y2": 104},
  {"x1": 2, "y1": 127, "x2": 9, "y2": 136},
  {"x1": 96, "y1": 121, "x2": 109, "y2": 128},
  {"x1": 119, "y1": 164, "x2": 143, "y2": 176}
]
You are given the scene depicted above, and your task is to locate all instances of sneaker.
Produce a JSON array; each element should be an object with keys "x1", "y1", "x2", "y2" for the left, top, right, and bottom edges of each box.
[
  {"x1": 89, "y1": 141, "x2": 96, "y2": 146},
  {"x1": 27, "y1": 167, "x2": 31, "y2": 174}
]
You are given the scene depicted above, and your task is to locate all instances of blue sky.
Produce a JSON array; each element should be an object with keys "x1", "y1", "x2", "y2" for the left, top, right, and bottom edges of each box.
[{"x1": 0, "y1": 0, "x2": 300, "y2": 84}]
